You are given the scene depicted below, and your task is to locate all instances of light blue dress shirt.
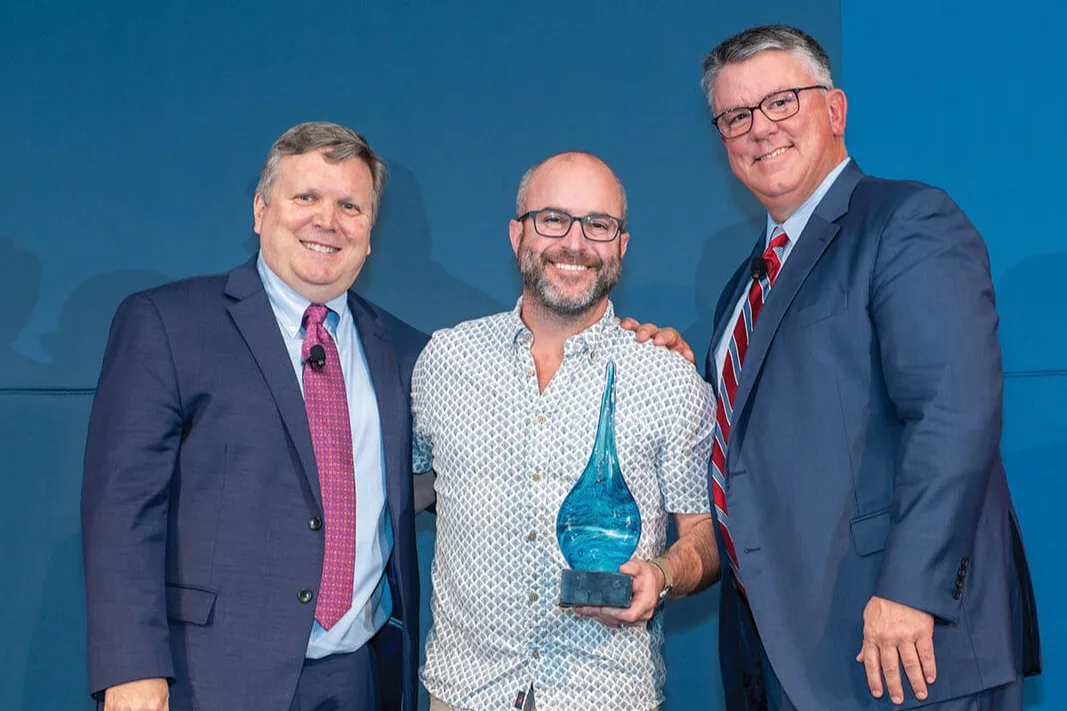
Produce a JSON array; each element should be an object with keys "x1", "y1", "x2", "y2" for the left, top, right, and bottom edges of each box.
[
  {"x1": 257, "y1": 255, "x2": 393, "y2": 659},
  {"x1": 713, "y1": 157, "x2": 852, "y2": 382}
]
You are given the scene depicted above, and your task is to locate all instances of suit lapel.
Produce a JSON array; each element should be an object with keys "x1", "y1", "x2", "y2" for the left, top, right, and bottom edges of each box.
[
  {"x1": 348, "y1": 293, "x2": 406, "y2": 548},
  {"x1": 731, "y1": 161, "x2": 865, "y2": 425},
  {"x1": 225, "y1": 260, "x2": 323, "y2": 508}
]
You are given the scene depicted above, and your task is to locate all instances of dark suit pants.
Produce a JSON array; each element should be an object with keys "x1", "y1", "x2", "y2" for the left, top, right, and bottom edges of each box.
[{"x1": 289, "y1": 644, "x2": 379, "y2": 711}]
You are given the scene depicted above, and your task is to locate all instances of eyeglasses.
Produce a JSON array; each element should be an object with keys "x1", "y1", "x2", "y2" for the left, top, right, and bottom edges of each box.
[
  {"x1": 517, "y1": 209, "x2": 624, "y2": 243},
  {"x1": 713, "y1": 85, "x2": 828, "y2": 138}
]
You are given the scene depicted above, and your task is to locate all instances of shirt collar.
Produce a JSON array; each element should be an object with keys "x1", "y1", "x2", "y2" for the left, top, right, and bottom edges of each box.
[
  {"x1": 507, "y1": 297, "x2": 618, "y2": 356},
  {"x1": 256, "y1": 253, "x2": 349, "y2": 338},
  {"x1": 766, "y1": 156, "x2": 851, "y2": 246}
]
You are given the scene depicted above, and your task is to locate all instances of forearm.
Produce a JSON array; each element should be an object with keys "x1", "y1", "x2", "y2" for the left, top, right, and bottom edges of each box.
[{"x1": 656, "y1": 514, "x2": 720, "y2": 598}]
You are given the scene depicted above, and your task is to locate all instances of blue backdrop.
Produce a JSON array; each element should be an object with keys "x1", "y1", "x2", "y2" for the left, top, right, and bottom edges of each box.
[{"x1": 0, "y1": 0, "x2": 1060, "y2": 708}]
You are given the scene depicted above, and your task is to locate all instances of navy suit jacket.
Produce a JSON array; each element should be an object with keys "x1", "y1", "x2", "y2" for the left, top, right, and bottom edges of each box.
[
  {"x1": 706, "y1": 161, "x2": 1040, "y2": 709},
  {"x1": 82, "y1": 257, "x2": 428, "y2": 710}
]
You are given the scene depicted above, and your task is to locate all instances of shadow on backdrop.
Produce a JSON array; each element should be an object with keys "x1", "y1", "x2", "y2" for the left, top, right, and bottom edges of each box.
[
  {"x1": 40, "y1": 270, "x2": 170, "y2": 389},
  {"x1": 680, "y1": 142, "x2": 765, "y2": 378},
  {"x1": 21, "y1": 532, "x2": 91, "y2": 711},
  {"x1": 357, "y1": 162, "x2": 509, "y2": 334},
  {"x1": 0, "y1": 395, "x2": 94, "y2": 711},
  {"x1": 0, "y1": 236, "x2": 50, "y2": 389}
]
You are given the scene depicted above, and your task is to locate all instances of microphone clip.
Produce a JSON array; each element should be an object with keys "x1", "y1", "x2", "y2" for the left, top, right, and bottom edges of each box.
[
  {"x1": 305, "y1": 344, "x2": 327, "y2": 371},
  {"x1": 750, "y1": 256, "x2": 768, "y2": 281}
]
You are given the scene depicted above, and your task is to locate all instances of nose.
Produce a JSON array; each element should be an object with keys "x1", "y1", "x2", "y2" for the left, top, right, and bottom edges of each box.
[
  {"x1": 314, "y1": 201, "x2": 338, "y2": 231},
  {"x1": 749, "y1": 108, "x2": 778, "y2": 140},
  {"x1": 559, "y1": 218, "x2": 586, "y2": 250}
]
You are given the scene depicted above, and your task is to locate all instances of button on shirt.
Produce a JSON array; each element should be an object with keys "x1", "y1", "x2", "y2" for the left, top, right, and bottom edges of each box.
[
  {"x1": 256, "y1": 255, "x2": 393, "y2": 659},
  {"x1": 412, "y1": 300, "x2": 715, "y2": 710}
]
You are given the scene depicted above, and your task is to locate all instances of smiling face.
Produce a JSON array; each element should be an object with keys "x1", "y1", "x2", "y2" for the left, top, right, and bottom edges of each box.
[
  {"x1": 253, "y1": 148, "x2": 375, "y2": 303},
  {"x1": 712, "y1": 49, "x2": 848, "y2": 222},
  {"x1": 509, "y1": 154, "x2": 629, "y2": 319}
]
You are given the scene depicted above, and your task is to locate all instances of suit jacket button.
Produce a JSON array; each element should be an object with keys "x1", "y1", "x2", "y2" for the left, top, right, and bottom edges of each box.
[
  {"x1": 308, "y1": 516, "x2": 323, "y2": 531},
  {"x1": 298, "y1": 589, "x2": 314, "y2": 604},
  {"x1": 952, "y1": 588, "x2": 962, "y2": 601},
  {"x1": 961, "y1": 556, "x2": 970, "y2": 570}
]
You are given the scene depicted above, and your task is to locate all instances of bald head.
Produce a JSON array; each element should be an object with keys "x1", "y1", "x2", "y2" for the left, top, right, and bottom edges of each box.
[{"x1": 515, "y1": 151, "x2": 628, "y2": 224}]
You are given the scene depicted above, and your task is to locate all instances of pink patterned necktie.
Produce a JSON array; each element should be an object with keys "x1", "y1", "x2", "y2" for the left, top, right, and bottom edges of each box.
[
  {"x1": 302, "y1": 304, "x2": 356, "y2": 629},
  {"x1": 710, "y1": 228, "x2": 789, "y2": 596}
]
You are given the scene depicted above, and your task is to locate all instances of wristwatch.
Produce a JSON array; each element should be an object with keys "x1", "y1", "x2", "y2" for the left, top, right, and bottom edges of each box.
[{"x1": 649, "y1": 557, "x2": 673, "y2": 603}]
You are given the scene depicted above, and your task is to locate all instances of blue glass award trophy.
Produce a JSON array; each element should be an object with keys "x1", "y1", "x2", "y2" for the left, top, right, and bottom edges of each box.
[{"x1": 557, "y1": 361, "x2": 642, "y2": 608}]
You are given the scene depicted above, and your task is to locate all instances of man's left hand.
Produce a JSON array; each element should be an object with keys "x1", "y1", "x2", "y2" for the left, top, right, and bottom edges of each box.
[
  {"x1": 617, "y1": 318, "x2": 695, "y2": 365},
  {"x1": 856, "y1": 595, "x2": 937, "y2": 705},
  {"x1": 572, "y1": 559, "x2": 665, "y2": 627}
]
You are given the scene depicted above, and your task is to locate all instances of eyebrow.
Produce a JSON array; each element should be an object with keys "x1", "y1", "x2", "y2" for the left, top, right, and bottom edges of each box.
[{"x1": 718, "y1": 85, "x2": 796, "y2": 113}]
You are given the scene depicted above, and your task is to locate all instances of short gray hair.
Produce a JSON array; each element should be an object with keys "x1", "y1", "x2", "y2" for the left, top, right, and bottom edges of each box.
[
  {"x1": 701, "y1": 25, "x2": 834, "y2": 110},
  {"x1": 255, "y1": 121, "x2": 387, "y2": 218},
  {"x1": 515, "y1": 151, "x2": 628, "y2": 225}
]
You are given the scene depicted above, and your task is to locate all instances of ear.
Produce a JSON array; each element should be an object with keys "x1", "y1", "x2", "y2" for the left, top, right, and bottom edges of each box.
[
  {"x1": 509, "y1": 219, "x2": 524, "y2": 257},
  {"x1": 618, "y1": 230, "x2": 631, "y2": 260},
  {"x1": 252, "y1": 193, "x2": 266, "y2": 234},
  {"x1": 827, "y1": 88, "x2": 848, "y2": 137}
]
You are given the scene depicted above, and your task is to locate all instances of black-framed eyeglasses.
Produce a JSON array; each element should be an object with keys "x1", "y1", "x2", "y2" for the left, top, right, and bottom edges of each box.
[
  {"x1": 517, "y1": 209, "x2": 624, "y2": 243},
  {"x1": 713, "y1": 85, "x2": 829, "y2": 138}
]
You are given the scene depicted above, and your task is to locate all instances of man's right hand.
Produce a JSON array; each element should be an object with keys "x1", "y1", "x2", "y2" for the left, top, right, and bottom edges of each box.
[
  {"x1": 104, "y1": 678, "x2": 169, "y2": 711},
  {"x1": 617, "y1": 317, "x2": 696, "y2": 365}
]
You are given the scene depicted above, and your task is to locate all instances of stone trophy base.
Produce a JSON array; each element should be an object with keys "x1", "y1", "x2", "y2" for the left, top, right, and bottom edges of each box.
[{"x1": 559, "y1": 569, "x2": 633, "y2": 608}]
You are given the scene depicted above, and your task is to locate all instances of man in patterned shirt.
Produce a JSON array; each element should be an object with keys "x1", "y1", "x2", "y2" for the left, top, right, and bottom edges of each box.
[{"x1": 411, "y1": 151, "x2": 720, "y2": 710}]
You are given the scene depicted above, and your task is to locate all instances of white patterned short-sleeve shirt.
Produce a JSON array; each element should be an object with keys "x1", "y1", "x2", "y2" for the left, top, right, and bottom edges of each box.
[{"x1": 412, "y1": 300, "x2": 714, "y2": 710}]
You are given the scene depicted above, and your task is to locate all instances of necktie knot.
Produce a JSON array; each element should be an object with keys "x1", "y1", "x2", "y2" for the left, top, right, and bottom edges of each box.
[
  {"x1": 760, "y1": 229, "x2": 790, "y2": 284},
  {"x1": 768, "y1": 229, "x2": 789, "y2": 252},
  {"x1": 303, "y1": 304, "x2": 330, "y2": 330}
]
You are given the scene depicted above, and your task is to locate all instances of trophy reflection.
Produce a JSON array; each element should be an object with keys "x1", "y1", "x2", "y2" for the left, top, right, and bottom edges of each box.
[{"x1": 557, "y1": 361, "x2": 641, "y2": 608}]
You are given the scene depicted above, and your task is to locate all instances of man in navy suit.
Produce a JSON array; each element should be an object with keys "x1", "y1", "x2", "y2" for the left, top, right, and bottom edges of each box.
[
  {"x1": 81, "y1": 122, "x2": 426, "y2": 710},
  {"x1": 697, "y1": 25, "x2": 1040, "y2": 710}
]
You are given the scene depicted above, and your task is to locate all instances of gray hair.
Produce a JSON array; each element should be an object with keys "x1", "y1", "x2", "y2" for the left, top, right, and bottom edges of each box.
[
  {"x1": 255, "y1": 121, "x2": 387, "y2": 219},
  {"x1": 701, "y1": 25, "x2": 834, "y2": 110},
  {"x1": 515, "y1": 151, "x2": 628, "y2": 224}
]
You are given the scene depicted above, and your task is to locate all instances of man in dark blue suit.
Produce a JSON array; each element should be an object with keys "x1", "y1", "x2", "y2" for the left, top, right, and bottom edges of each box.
[
  {"x1": 698, "y1": 25, "x2": 1040, "y2": 710},
  {"x1": 81, "y1": 122, "x2": 426, "y2": 710}
]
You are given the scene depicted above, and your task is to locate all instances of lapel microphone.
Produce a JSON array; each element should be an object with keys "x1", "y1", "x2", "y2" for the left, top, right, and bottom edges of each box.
[
  {"x1": 305, "y1": 344, "x2": 327, "y2": 370},
  {"x1": 750, "y1": 256, "x2": 768, "y2": 281}
]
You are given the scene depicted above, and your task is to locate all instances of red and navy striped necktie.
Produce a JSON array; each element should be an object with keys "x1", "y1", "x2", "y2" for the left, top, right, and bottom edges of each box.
[{"x1": 710, "y1": 228, "x2": 789, "y2": 594}]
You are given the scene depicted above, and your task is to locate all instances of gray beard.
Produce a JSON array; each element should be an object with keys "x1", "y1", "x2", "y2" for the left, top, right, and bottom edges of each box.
[{"x1": 517, "y1": 244, "x2": 621, "y2": 318}]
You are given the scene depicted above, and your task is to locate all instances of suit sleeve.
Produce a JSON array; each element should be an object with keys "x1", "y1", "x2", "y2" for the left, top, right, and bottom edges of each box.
[
  {"x1": 81, "y1": 292, "x2": 183, "y2": 695},
  {"x1": 869, "y1": 187, "x2": 1002, "y2": 623}
]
